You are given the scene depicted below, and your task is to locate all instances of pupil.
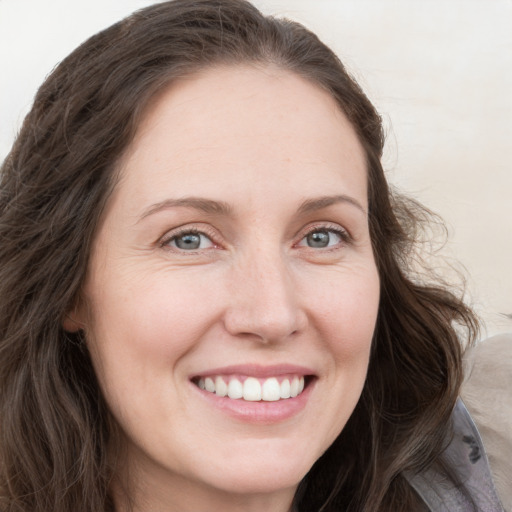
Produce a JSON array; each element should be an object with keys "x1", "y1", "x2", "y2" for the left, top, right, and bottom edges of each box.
[
  {"x1": 176, "y1": 233, "x2": 200, "y2": 250},
  {"x1": 307, "y1": 231, "x2": 329, "y2": 248}
]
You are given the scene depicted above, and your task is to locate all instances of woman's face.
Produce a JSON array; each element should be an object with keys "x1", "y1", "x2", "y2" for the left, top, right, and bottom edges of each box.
[{"x1": 73, "y1": 65, "x2": 380, "y2": 509}]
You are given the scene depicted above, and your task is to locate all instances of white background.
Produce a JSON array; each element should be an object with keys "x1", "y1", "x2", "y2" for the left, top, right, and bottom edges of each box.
[{"x1": 1, "y1": 0, "x2": 511, "y2": 337}]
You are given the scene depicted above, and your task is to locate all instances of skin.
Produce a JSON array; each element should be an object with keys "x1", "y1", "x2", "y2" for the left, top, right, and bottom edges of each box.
[{"x1": 68, "y1": 64, "x2": 380, "y2": 512}]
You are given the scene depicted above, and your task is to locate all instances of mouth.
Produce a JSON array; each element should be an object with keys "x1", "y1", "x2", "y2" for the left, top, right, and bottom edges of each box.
[
  {"x1": 193, "y1": 374, "x2": 310, "y2": 402},
  {"x1": 190, "y1": 365, "x2": 316, "y2": 422}
]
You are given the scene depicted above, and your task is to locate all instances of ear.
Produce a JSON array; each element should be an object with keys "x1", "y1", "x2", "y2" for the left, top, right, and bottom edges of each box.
[{"x1": 62, "y1": 301, "x2": 86, "y2": 332}]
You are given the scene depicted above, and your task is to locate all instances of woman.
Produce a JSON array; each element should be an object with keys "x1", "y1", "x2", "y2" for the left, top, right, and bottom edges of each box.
[{"x1": 0, "y1": 1, "x2": 505, "y2": 511}]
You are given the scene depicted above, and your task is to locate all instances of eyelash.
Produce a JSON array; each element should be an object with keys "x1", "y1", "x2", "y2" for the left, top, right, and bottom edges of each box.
[
  {"x1": 159, "y1": 226, "x2": 218, "y2": 252},
  {"x1": 297, "y1": 224, "x2": 352, "y2": 250},
  {"x1": 159, "y1": 223, "x2": 351, "y2": 253}
]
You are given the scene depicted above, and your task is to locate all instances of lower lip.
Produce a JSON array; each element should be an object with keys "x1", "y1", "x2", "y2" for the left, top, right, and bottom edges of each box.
[{"x1": 191, "y1": 379, "x2": 315, "y2": 424}]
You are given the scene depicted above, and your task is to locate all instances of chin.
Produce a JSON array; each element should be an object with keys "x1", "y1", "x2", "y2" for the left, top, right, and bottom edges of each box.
[
  {"x1": 194, "y1": 445, "x2": 316, "y2": 495},
  {"x1": 204, "y1": 465, "x2": 306, "y2": 496}
]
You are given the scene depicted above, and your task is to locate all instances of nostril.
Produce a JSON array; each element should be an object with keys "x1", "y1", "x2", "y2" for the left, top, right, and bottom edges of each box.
[{"x1": 223, "y1": 307, "x2": 306, "y2": 343}]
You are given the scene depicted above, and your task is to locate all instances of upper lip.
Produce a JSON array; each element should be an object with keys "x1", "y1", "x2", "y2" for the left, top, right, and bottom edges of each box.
[{"x1": 191, "y1": 364, "x2": 316, "y2": 379}]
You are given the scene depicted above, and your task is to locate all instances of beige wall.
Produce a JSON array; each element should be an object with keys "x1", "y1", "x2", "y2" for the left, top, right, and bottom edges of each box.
[{"x1": 1, "y1": 0, "x2": 511, "y2": 336}]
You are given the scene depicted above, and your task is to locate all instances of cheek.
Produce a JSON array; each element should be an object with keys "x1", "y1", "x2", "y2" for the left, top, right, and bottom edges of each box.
[
  {"x1": 305, "y1": 264, "x2": 380, "y2": 355},
  {"x1": 294, "y1": 264, "x2": 379, "y2": 450},
  {"x1": 90, "y1": 266, "x2": 219, "y2": 343},
  {"x1": 83, "y1": 269, "x2": 223, "y2": 399}
]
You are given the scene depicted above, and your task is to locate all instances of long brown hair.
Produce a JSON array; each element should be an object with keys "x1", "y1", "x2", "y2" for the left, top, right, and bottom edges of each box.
[{"x1": 0, "y1": 1, "x2": 478, "y2": 511}]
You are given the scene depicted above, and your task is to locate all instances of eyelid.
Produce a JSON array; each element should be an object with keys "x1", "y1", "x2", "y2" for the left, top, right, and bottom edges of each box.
[
  {"x1": 158, "y1": 223, "x2": 221, "y2": 251},
  {"x1": 295, "y1": 222, "x2": 352, "y2": 247}
]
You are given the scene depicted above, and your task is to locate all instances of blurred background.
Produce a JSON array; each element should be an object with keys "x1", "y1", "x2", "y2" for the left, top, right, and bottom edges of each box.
[{"x1": 1, "y1": 0, "x2": 510, "y2": 337}]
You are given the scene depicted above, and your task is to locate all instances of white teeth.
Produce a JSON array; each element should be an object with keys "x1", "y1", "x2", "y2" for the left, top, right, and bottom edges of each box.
[
  {"x1": 205, "y1": 377, "x2": 215, "y2": 393},
  {"x1": 227, "y1": 379, "x2": 243, "y2": 399},
  {"x1": 197, "y1": 375, "x2": 307, "y2": 402},
  {"x1": 290, "y1": 376, "x2": 299, "y2": 397},
  {"x1": 215, "y1": 376, "x2": 228, "y2": 397},
  {"x1": 298, "y1": 376, "x2": 305, "y2": 394},
  {"x1": 243, "y1": 377, "x2": 261, "y2": 401},
  {"x1": 261, "y1": 377, "x2": 280, "y2": 401},
  {"x1": 280, "y1": 378, "x2": 291, "y2": 399}
]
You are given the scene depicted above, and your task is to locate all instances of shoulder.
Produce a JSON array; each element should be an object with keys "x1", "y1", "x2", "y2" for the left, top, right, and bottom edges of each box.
[{"x1": 462, "y1": 333, "x2": 512, "y2": 512}]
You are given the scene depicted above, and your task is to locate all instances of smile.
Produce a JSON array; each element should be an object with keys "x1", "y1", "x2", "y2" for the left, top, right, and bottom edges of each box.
[{"x1": 195, "y1": 375, "x2": 306, "y2": 402}]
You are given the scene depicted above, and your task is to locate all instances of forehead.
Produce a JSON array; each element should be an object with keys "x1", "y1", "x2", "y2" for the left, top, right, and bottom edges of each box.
[{"x1": 113, "y1": 64, "x2": 368, "y2": 212}]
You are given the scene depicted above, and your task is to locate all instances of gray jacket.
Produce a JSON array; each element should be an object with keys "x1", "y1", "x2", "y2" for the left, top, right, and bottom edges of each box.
[{"x1": 405, "y1": 399, "x2": 505, "y2": 511}]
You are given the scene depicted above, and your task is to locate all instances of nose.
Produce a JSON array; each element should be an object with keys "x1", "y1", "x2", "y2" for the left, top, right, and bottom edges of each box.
[{"x1": 223, "y1": 251, "x2": 307, "y2": 343}]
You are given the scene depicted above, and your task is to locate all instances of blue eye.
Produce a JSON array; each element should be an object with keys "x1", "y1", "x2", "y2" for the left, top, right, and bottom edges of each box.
[
  {"x1": 167, "y1": 231, "x2": 214, "y2": 251},
  {"x1": 300, "y1": 229, "x2": 344, "y2": 248}
]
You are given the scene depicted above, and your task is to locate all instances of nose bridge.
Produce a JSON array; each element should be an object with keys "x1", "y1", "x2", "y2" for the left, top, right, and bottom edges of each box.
[{"x1": 225, "y1": 243, "x2": 305, "y2": 342}]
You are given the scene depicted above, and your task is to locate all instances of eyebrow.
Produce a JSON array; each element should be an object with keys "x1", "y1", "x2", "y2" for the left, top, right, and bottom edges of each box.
[
  {"x1": 139, "y1": 193, "x2": 366, "y2": 222},
  {"x1": 139, "y1": 197, "x2": 232, "y2": 221},
  {"x1": 297, "y1": 195, "x2": 367, "y2": 216}
]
